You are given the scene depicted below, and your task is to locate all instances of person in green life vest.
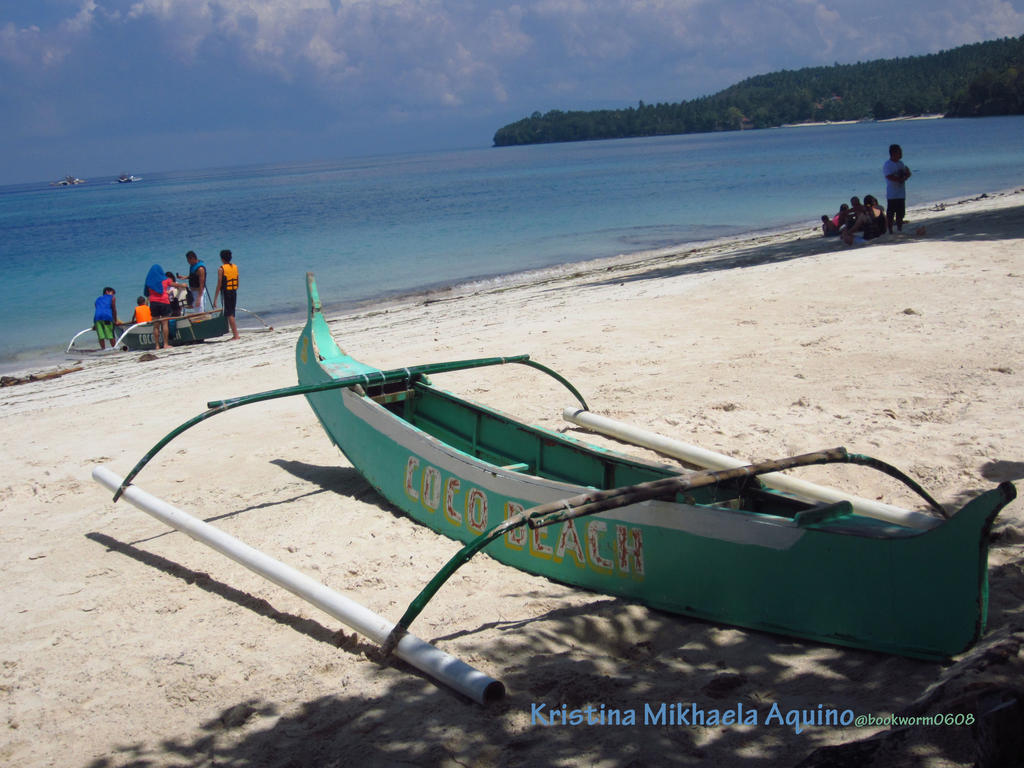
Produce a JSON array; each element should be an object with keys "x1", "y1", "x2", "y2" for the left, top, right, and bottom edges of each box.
[
  {"x1": 178, "y1": 251, "x2": 208, "y2": 313},
  {"x1": 213, "y1": 249, "x2": 241, "y2": 340}
]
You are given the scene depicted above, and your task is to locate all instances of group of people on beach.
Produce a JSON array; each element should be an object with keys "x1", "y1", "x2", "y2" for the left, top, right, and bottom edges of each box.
[
  {"x1": 820, "y1": 144, "x2": 912, "y2": 245},
  {"x1": 92, "y1": 249, "x2": 240, "y2": 350}
]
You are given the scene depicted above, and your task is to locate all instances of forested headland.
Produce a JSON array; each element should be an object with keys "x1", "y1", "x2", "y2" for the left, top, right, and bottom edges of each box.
[{"x1": 493, "y1": 35, "x2": 1024, "y2": 147}]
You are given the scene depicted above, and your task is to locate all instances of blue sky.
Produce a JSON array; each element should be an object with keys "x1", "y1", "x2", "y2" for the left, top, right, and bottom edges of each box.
[{"x1": 2, "y1": 0, "x2": 1023, "y2": 185}]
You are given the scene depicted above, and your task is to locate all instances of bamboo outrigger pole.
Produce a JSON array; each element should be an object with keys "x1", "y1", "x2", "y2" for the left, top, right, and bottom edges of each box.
[
  {"x1": 111, "y1": 354, "x2": 587, "y2": 501},
  {"x1": 563, "y1": 408, "x2": 947, "y2": 529},
  {"x1": 93, "y1": 466, "x2": 505, "y2": 705}
]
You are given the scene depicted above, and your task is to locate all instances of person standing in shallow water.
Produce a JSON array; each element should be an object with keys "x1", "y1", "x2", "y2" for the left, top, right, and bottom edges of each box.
[
  {"x1": 884, "y1": 144, "x2": 911, "y2": 233},
  {"x1": 93, "y1": 287, "x2": 118, "y2": 349},
  {"x1": 213, "y1": 249, "x2": 241, "y2": 340}
]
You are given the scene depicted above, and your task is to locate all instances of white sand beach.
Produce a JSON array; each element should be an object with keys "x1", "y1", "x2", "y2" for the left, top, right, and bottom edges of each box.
[{"x1": 2, "y1": 189, "x2": 1022, "y2": 766}]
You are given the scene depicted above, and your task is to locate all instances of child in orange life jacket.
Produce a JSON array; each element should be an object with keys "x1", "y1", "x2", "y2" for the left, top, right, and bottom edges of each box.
[{"x1": 132, "y1": 297, "x2": 152, "y2": 324}]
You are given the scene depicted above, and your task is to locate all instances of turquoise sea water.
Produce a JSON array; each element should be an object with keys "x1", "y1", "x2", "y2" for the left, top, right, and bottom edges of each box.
[{"x1": 1, "y1": 116, "x2": 1023, "y2": 375}]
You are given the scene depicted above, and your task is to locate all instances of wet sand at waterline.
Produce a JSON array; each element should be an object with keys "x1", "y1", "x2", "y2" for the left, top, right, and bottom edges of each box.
[{"x1": 2, "y1": 190, "x2": 1022, "y2": 766}]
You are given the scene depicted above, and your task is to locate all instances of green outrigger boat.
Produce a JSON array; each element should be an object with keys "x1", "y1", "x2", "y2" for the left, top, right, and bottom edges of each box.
[
  {"x1": 114, "y1": 309, "x2": 230, "y2": 351},
  {"x1": 293, "y1": 274, "x2": 1015, "y2": 661},
  {"x1": 66, "y1": 309, "x2": 229, "y2": 353},
  {"x1": 105, "y1": 273, "x2": 1016, "y2": 671}
]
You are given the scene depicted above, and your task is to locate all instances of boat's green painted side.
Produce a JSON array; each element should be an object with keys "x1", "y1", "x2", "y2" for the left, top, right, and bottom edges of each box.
[
  {"x1": 119, "y1": 310, "x2": 230, "y2": 351},
  {"x1": 296, "y1": 274, "x2": 1016, "y2": 659}
]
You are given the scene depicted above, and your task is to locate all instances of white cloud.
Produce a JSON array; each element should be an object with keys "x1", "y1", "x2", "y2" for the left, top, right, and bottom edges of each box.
[
  {"x1": 62, "y1": 0, "x2": 101, "y2": 34},
  {"x1": 5, "y1": 0, "x2": 1024, "y2": 115},
  {"x1": 0, "y1": 0, "x2": 102, "y2": 68},
  {"x1": 3, "y1": 0, "x2": 1023, "y2": 184},
  {"x1": 0, "y1": 22, "x2": 42, "y2": 68},
  {"x1": 480, "y1": 6, "x2": 532, "y2": 55}
]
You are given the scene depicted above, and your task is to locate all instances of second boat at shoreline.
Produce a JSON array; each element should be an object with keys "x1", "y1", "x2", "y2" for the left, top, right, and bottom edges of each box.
[{"x1": 66, "y1": 309, "x2": 229, "y2": 353}]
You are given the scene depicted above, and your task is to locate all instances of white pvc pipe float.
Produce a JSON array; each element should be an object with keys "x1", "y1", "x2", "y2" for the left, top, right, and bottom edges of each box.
[
  {"x1": 561, "y1": 408, "x2": 941, "y2": 530},
  {"x1": 93, "y1": 466, "x2": 504, "y2": 704}
]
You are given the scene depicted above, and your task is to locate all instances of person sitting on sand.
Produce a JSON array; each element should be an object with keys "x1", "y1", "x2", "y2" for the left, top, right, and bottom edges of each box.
[
  {"x1": 863, "y1": 195, "x2": 887, "y2": 239},
  {"x1": 820, "y1": 204, "x2": 848, "y2": 237},
  {"x1": 839, "y1": 197, "x2": 870, "y2": 242},
  {"x1": 93, "y1": 287, "x2": 118, "y2": 350},
  {"x1": 841, "y1": 197, "x2": 888, "y2": 245}
]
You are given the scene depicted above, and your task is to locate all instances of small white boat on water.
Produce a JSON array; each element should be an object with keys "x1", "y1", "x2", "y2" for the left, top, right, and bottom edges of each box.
[
  {"x1": 51, "y1": 175, "x2": 85, "y2": 187},
  {"x1": 117, "y1": 174, "x2": 141, "y2": 183}
]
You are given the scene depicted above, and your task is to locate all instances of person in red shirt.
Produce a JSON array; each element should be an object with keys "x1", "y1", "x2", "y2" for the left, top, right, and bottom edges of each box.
[{"x1": 149, "y1": 273, "x2": 187, "y2": 349}]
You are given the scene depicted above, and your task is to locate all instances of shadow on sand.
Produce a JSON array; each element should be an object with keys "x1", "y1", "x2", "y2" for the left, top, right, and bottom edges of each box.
[
  {"x1": 82, "y1": 453, "x2": 1024, "y2": 767},
  {"x1": 571, "y1": 199, "x2": 1024, "y2": 292}
]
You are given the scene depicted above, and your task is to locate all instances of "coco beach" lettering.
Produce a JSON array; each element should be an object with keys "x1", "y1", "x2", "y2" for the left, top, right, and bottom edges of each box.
[{"x1": 403, "y1": 455, "x2": 644, "y2": 579}]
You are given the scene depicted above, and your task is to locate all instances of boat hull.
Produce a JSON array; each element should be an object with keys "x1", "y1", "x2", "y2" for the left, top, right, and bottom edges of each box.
[
  {"x1": 296, "y1": 275, "x2": 1015, "y2": 660},
  {"x1": 118, "y1": 310, "x2": 229, "y2": 351}
]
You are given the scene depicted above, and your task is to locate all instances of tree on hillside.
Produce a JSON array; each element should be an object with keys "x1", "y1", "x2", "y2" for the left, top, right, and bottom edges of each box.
[{"x1": 493, "y1": 35, "x2": 1024, "y2": 146}]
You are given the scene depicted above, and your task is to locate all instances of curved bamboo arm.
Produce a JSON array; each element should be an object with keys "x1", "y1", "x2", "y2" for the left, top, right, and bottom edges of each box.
[
  {"x1": 518, "y1": 359, "x2": 588, "y2": 411},
  {"x1": 113, "y1": 321, "x2": 149, "y2": 347},
  {"x1": 66, "y1": 328, "x2": 97, "y2": 353},
  {"x1": 113, "y1": 353, "x2": 588, "y2": 500}
]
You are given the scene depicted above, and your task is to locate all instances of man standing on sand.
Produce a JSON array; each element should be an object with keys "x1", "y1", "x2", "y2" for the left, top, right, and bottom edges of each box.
[
  {"x1": 213, "y1": 249, "x2": 241, "y2": 340},
  {"x1": 884, "y1": 144, "x2": 911, "y2": 233},
  {"x1": 179, "y1": 251, "x2": 207, "y2": 312}
]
